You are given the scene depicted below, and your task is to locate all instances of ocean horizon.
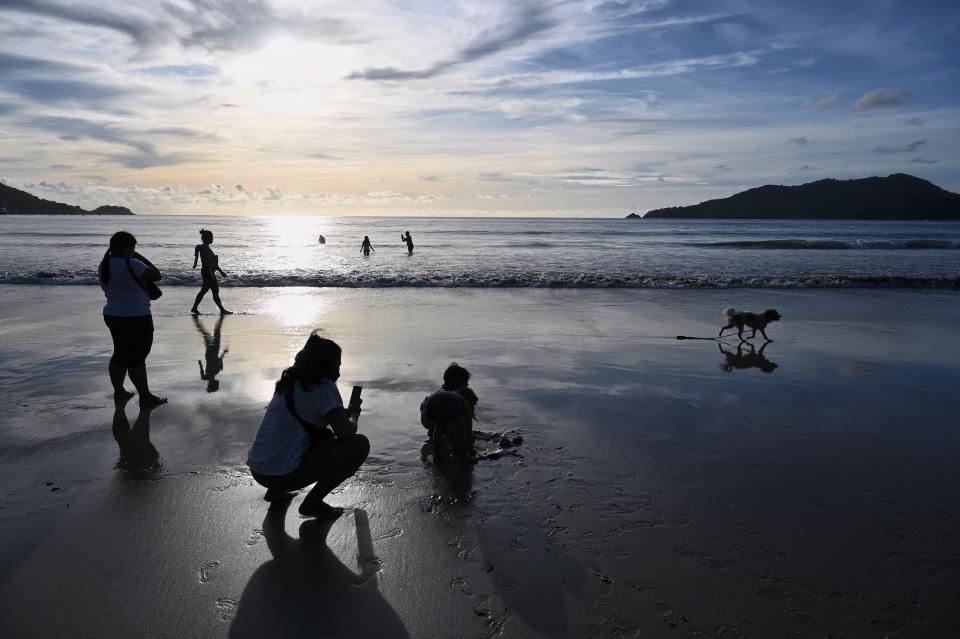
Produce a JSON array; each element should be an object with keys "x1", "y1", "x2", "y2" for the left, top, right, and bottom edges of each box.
[{"x1": 2, "y1": 214, "x2": 959, "y2": 289}]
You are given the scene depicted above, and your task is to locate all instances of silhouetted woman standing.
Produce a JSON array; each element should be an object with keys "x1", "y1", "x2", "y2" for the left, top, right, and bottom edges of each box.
[
  {"x1": 400, "y1": 231, "x2": 414, "y2": 254},
  {"x1": 360, "y1": 236, "x2": 374, "y2": 256},
  {"x1": 98, "y1": 231, "x2": 166, "y2": 407}
]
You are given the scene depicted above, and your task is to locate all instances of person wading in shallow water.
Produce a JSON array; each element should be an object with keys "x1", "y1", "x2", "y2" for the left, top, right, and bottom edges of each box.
[
  {"x1": 191, "y1": 228, "x2": 231, "y2": 315},
  {"x1": 246, "y1": 334, "x2": 369, "y2": 519},
  {"x1": 400, "y1": 231, "x2": 414, "y2": 255},
  {"x1": 360, "y1": 235, "x2": 375, "y2": 256},
  {"x1": 98, "y1": 231, "x2": 167, "y2": 407}
]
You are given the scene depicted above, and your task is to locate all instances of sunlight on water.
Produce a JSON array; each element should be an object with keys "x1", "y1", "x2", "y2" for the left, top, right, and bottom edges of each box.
[{"x1": 266, "y1": 289, "x2": 333, "y2": 327}]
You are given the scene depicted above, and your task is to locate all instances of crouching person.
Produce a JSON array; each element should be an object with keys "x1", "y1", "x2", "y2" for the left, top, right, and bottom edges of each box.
[
  {"x1": 421, "y1": 363, "x2": 479, "y2": 464},
  {"x1": 247, "y1": 333, "x2": 368, "y2": 519}
]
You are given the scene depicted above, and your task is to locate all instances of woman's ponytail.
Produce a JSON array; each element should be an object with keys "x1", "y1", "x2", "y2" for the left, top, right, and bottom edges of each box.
[{"x1": 98, "y1": 248, "x2": 113, "y2": 285}]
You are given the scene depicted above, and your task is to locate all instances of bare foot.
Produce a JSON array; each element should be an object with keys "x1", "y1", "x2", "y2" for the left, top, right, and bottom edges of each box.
[
  {"x1": 299, "y1": 500, "x2": 344, "y2": 519},
  {"x1": 189, "y1": 308, "x2": 200, "y2": 315},
  {"x1": 220, "y1": 309, "x2": 233, "y2": 315},
  {"x1": 114, "y1": 388, "x2": 135, "y2": 401},
  {"x1": 139, "y1": 394, "x2": 168, "y2": 408}
]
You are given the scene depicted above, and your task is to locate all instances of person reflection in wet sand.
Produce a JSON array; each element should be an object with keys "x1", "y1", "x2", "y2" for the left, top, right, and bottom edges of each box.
[
  {"x1": 193, "y1": 314, "x2": 228, "y2": 393},
  {"x1": 112, "y1": 396, "x2": 161, "y2": 474},
  {"x1": 719, "y1": 341, "x2": 778, "y2": 373},
  {"x1": 229, "y1": 501, "x2": 409, "y2": 639}
]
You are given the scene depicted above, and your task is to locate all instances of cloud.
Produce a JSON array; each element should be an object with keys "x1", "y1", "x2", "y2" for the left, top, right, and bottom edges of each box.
[
  {"x1": 3, "y1": 78, "x2": 131, "y2": 105},
  {"x1": 0, "y1": 0, "x2": 161, "y2": 49},
  {"x1": 802, "y1": 93, "x2": 839, "y2": 109},
  {"x1": 348, "y1": 3, "x2": 557, "y2": 80},
  {"x1": 21, "y1": 115, "x2": 187, "y2": 168},
  {"x1": 905, "y1": 116, "x2": 925, "y2": 126},
  {"x1": 478, "y1": 171, "x2": 539, "y2": 184},
  {"x1": 873, "y1": 139, "x2": 926, "y2": 154},
  {"x1": 854, "y1": 89, "x2": 911, "y2": 110},
  {"x1": 419, "y1": 175, "x2": 442, "y2": 182},
  {"x1": 789, "y1": 135, "x2": 813, "y2": 146},
  {"x1": 481, "y1": 52, "x2": 759, "y2": 89},
  {"x1": 0, "y1": 50, "x2": 88, "y2": 75},
  {"x1": 137, "y1": 64, "x2": 220, "y2": 78},
  {"x1": 0, "y1": 0, "x2": 347, "y2": 54},
  {"x1": 909, "y1": 157, "x2": 937, "y2": 164}
]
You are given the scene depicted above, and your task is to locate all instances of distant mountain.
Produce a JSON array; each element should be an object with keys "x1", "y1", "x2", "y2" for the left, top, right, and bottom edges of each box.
[
  {"x1": 639, "y1": 174, "x2": 960, "y2": 220},
  {"x1": 0, "y1": 183, "x2": 134, "y2": 215}
]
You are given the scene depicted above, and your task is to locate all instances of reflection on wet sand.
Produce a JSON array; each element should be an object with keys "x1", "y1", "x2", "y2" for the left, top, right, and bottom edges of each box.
[
  {"x1": 719, "y1": 340, "x2": 778, "y2": 373},
  {"x1": 193, "y1": 314, "x2": 229, "y2": 393},
  {"x1": 229, "y1": 502, "x2": 409, "y2": 638},
  {"x1": 112, "y1": 398, "x2": 162, "y2": 477}
]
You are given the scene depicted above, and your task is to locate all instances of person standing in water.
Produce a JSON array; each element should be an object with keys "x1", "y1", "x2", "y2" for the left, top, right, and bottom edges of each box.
[
  {"x1": 191, "y1": 228, "x2": 231, "y2": 315},
  {"x1": 400, "y1": 231, "x2": 414, "y2": 255},
  {"x1": 360, "y1": 236, "x2": 375, "y2": 256}
]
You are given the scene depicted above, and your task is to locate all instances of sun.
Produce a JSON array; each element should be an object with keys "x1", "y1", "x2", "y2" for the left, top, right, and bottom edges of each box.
[{"x1": 227, "y1": 37, "x2": 357, "y2": 88}]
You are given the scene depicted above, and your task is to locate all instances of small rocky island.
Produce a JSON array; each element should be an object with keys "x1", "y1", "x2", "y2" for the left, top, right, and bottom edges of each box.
[
  {"x1": 0, "y1": 183, "x2": 134, "y2": 215},
  {"x1": 636, "y1": 173, "x2": 960, "y2": 220}
]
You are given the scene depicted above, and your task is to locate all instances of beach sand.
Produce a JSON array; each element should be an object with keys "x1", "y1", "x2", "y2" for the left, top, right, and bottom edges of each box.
[{"x1": 1, "y1": 285, "x2": 959, "y2": 637}]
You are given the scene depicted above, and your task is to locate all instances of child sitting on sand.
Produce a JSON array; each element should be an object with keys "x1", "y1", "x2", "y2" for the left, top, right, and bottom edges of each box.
[{"x1": 420, "y1": 363, "x2": 478, "y2": 463}]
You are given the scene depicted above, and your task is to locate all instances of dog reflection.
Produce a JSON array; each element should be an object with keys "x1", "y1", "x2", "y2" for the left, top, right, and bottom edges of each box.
[
  {"x1": 719, "y1": 341, "x2": 778, "y2": 373},
  {"x1": 193, "y1": 315, "x2": 229, "y2": 392}
]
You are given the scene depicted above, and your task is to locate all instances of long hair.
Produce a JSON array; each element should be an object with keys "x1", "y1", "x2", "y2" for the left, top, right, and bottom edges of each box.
[
  {"x1": 274, "y1": 332, "x2": 342, "y2": 395},
  {"x1": 442, "y1": 362, "x2": 470, "y2": 391},
  {"x1": 99, "y1": 231, "x2": 137, "y2": 285}
]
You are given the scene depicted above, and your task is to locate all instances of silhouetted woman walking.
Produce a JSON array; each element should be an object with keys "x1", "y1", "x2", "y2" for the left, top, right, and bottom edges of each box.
[
  {"x1": 191, "y1": 228, "x2": 231, "y2": 315},
  {"x1": 98, "y1": 231, "x2": 166, "y2": 407}
]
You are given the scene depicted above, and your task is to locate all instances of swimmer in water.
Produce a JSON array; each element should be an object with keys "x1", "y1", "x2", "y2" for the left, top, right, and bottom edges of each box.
[{"x1": 360, "y1": 236, "x2": 374, "y2": 256}]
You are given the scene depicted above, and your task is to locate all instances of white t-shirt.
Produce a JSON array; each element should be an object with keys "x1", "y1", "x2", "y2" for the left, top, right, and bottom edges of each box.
[
  {"x1": 247, "y1": 380, "x2": 343, "y2": 476},
  {"x1": 101, "y1": 257, "x2": 151, "y2": 317}
]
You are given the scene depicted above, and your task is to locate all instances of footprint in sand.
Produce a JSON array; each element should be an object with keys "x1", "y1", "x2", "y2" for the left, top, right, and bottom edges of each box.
[
  {"x1": 375, "y1": 527, "x2": 403, "y2": 541},
  {"x1": 198, "y1": 561, "x2": 220, "y2": 583},
  {"x1": 450, "y1": 576, "x2": 470, "y2": 593},
  {"x1": 245, "y1": 529, "x2": 263, "y2": 546},
  {"x1": 214, "y1": 598, "x2": 236, "y2": 621}
]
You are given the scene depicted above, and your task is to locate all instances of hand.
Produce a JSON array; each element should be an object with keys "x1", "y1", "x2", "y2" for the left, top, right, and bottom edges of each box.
[{"x1": 347, "y1": 401, "x2": 362, "y2": 418}]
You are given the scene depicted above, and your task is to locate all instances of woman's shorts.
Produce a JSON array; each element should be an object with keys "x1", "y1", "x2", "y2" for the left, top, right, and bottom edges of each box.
[
  {"x1": 201, "y1": 269, "x2": 219, "y2": 291},
  {"x1": 104, "y1": 314, "x2": 154, "y2": 368}
]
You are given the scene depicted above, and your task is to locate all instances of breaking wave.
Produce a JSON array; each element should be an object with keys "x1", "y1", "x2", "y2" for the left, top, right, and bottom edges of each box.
[
  {"x1": 3, "y1": 270, "x2": 959, "y2": 289},
  {"x1": 692, "y1": 239, "x2": 959, "y2": 250}
]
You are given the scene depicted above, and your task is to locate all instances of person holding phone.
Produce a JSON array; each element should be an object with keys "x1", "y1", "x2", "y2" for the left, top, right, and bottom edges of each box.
[
  {"x1": 98, "y1": 231, "x2": 166, "y2": 407},
  {"x1": 246, "y1": 333, "x2": 369, "y2": 519}
]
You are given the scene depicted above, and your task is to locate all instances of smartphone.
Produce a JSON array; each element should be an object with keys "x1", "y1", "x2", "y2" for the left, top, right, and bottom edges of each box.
[{"x1": 349, "y1": 385, "x2": 363, "y2": 406}]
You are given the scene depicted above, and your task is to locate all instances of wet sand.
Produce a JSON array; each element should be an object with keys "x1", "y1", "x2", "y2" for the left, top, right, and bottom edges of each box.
[{"x1": 1, "y1": 285, "x2": 959, "y2": 637}]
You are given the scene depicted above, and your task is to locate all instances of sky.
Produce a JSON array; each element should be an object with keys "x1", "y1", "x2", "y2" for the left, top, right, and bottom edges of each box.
[{"x1": 0, "y1": 0, "x2": 958, "y2": 216}]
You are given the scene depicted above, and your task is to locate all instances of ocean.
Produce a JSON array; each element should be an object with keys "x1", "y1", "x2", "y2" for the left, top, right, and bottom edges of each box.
[{"x1": 1, "y1": 215, "x2": 958, "y2": 288}]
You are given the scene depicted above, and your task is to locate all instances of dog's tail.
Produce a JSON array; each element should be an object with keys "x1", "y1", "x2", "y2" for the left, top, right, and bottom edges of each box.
[{"x1": 723, "y1": 307, "x2": 736, "y2": 320}]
